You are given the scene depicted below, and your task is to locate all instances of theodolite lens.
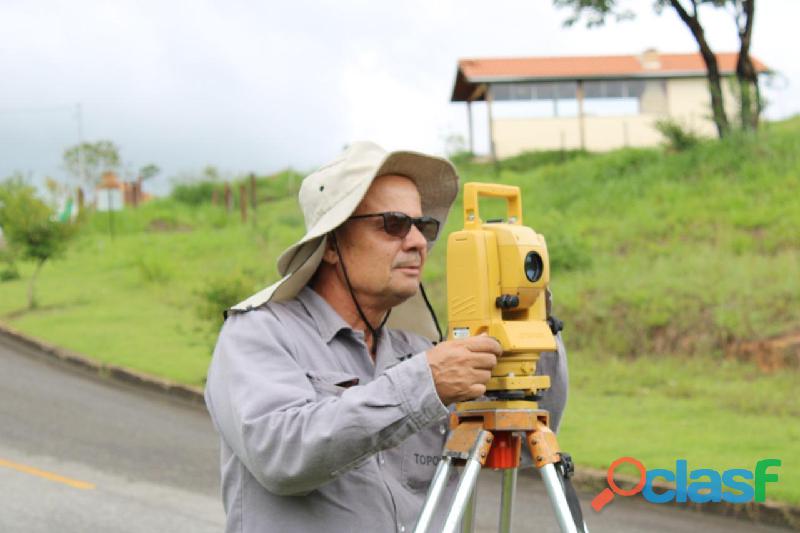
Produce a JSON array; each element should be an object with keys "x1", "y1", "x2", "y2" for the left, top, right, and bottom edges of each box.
[{"x1": 524, "y1": 251, "x2": 543, "y2": 282}]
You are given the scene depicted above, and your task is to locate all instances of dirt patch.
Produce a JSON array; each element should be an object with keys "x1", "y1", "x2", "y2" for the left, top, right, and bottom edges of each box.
[
  {"x1": 147, "y1": 218, "x2": 193, "y2": 232},
  {"x1": 726, "y1": 330, "x2": 800, "y2": 372}
]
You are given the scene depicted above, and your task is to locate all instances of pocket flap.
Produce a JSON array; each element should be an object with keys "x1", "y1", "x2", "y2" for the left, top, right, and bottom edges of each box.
[{"x1": 306, "y1": 370, "x2": 360, "y2": 392}]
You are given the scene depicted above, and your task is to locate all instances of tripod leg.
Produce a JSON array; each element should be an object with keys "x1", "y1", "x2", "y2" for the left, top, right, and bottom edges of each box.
[
  {"x1": 460, "y1": 482, "x2": 479, "y2": 533},
  {"x1": 413, "y1": 456, "x2": 453, "y2": 533},
  {"x1": 527, "y1": 422, "x2": 586, "y2": 533},
  {"x1": 438, "y1": 421, "x2": 494, "y2": 533},
  {"x1": 498, "y1": 468, "x2": 517, "y2": 533},
  {"x1": 442, "y1": 452, "x2": 483, "y2": 533},
  {"x1": 415, "y1": 421, "x2": 492, "y2": 533},
  {"x1": 540, "y1": 463, "x2": 579, "y2": 533}
]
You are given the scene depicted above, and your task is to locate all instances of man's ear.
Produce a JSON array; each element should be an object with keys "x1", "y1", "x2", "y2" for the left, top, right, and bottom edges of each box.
[{"x1": 321, "y1": 232, "x2": 339, "y2": 265}]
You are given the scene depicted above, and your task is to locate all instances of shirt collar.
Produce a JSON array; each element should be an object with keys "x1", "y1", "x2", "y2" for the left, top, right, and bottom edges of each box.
[
  {"x1": 297, "y1": 287, "x2": 409, "y2": 363},
  {"x1": 297, "y1": 286, "x2": 354, "y2": 344}
]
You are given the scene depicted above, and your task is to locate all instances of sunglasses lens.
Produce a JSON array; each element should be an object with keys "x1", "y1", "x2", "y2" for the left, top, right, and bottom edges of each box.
[
  {"x1": 383, "y1": 213, "x2": 412, "y2": 237},
  {"x1": 415, "y1": 218, "x2": 439, "y2": 241}
]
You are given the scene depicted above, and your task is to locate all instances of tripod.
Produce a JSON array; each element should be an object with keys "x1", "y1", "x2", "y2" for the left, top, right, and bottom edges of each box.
[{"x1": 413, "y1": 399, "x2": 587, "y2": 533}]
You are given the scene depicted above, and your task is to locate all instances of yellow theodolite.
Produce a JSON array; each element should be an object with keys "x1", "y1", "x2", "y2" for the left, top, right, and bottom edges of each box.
[
  {"x1": 446, "y1": 182, "x2": 556, "y2": 408},
  {"x1": 414, "y1": 182, "x2": 587, "y2": 533}
]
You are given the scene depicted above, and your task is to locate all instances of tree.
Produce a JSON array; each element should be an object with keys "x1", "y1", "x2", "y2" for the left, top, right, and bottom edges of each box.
[
  {"x1": 660, "y1": 0, "x2": 731, "y2": 138},
  {"x1": 730, "y1": 0, "x2": 760, "y2": 130},
  {"x1": 139, "y1": 163, "x2": 160, "y2": 181},
  {"x1": 553, "y1": 0, "x2": 760, "y2": 137},
  {"x1": 63, "y1": 140, "x2": 121, "y2": 188},
  {"x1": 0, "y1": 177, "x2": 77, "y2": 309}
]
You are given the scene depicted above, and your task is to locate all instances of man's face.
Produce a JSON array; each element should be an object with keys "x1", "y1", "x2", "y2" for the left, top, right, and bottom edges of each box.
[{"x1": 333, "y1": 174, "x2": 428, "y2": 308}]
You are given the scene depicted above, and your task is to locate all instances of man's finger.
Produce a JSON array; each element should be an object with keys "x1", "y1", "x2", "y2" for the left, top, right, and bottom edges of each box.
[
  {"x1": 474, "y1": 369, "x2": 492, "y2": 383},
  {"x1": 467, "y1": 383, "x2": 487, "y2": 399},
  {"x1": 464, "y1": 335, "x2": 503, "y2": 355},
  {"x1": 470, "y1": 353, "x2": 498, "y2": 370}
]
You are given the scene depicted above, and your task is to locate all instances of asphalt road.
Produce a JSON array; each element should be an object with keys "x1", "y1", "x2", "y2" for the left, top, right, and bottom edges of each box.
[{"x1": 0, "y1": 333, "x2": 789, "y2": 532}]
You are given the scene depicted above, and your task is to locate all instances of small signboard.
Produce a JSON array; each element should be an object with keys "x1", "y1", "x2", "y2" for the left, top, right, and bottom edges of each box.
[{"x1": 97, "y1": 189, "x2": 123, "y2": 212}]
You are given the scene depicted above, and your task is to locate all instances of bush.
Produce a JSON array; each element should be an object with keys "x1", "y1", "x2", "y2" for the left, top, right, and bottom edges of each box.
[
  {"x1": 135, "y1": 255, "x2": 173, "y2": 284},
  {"x1": 0, "y1": 247, "x2": 19, "y2": 281},
  {"x1": 655, "y1": 118, "x2": 702, "y2": 152},
  {"x1": 0, "y1": 176, "x2": 78, "y2": 307},
  {"x1": 171, "y1": 180, "x2": 217, "y2": 206},
  {"x1": 195, "y1": 269, "x2": 261, "y2": 326},
  {"x1": 501, "y1": 149, "x2": 590, "y2": 172},
  {"x1": 447, "y1": 151, "x2": 475, "y2": 167}
]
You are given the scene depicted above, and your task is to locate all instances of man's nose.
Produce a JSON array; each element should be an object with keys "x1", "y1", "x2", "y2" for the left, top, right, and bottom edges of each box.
[{"x1": 403, "y1": 223, "x2": 428, "y2": 252}]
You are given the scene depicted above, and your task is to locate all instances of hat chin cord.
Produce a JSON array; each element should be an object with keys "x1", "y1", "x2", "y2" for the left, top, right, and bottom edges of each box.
[{"x1": 330, "y1": 232, "x2": 391, "y2": 356}]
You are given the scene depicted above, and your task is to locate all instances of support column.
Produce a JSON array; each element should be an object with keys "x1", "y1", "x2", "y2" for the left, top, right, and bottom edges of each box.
[
  {"x1": 466, "y1": 100, "x2": 474, "y2": 155},
  {"x1": 486, "y1": 84, "x2": 497, "y2": 164},
  {"x1": 577, "y1": 80, "x2": 586, "y2": 150}
]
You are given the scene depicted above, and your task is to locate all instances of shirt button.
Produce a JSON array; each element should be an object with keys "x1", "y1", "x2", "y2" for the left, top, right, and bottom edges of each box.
[
  {"x1": 399, "y1": 525, "x2": 405, "y2": 532},
  {"x1": 439, "y1": 424, "x2": 446, "y2": 435},
  {"x1": 380, "y1": 457, "x2": 386, "y2": 465}
]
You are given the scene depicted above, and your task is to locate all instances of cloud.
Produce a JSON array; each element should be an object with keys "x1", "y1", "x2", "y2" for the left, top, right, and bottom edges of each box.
[{"x1": 0, "y1": 0, "x2": 797, "y2": 195}]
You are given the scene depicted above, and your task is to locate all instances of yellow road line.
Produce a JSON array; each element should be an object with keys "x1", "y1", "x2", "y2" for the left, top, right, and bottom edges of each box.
[{"x1": 0, "y1": 458, "x2": 95, "y2": 490}]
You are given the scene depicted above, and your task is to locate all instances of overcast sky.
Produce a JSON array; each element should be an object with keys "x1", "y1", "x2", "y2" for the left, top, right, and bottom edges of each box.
[{"x1": 1, "y1": 0, "x2": 797, "y2": 195}]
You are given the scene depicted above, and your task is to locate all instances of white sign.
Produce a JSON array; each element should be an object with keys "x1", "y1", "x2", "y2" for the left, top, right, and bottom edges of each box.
[{"x1": 97, "y1": 189, "x2": 123, "y2": 212}]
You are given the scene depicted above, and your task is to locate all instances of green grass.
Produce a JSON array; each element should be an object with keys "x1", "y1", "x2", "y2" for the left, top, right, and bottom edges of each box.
[
  {"x1": 1, "y1": 118, "x2": 799, "y2": 504},
  {"x1": 561, "y1": 352, "x2": 800, "y2": 504},
  {"x1": 0, "y1": 197, "x2": 306, "y2": 384}
]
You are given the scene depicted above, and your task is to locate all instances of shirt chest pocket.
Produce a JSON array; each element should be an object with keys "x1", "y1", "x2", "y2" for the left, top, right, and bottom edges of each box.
[
  {"x1": 400, "y1": 421, "x2": 448, "y2": 491},
  {"x1": 305, "y1": 370, "x2": 360, "y2": 398}
]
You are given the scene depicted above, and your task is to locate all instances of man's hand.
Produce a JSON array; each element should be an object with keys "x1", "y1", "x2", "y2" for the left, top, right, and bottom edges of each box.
[{"x1": 426, "y1": 335, "x2": 502, "y2": 405}]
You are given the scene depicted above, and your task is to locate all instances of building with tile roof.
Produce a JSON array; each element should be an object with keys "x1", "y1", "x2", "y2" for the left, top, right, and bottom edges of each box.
[{"x1": 451, "y1": 49, "x2": 770, "y2": 158}]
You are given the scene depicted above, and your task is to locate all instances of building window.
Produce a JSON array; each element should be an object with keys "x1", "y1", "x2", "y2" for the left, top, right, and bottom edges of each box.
[
  {"x1": 490, "y1": 82, "x2": 579, "y2": 118},
  {"x1": 583, "y1": 80, "x2": 645, "y2": 98},
  {"x1": 491, "y1": 81, "x2": 578, "y2": 101},
  {"x1": 489, "y1": 79, "x2": 663, "y2": 117}
]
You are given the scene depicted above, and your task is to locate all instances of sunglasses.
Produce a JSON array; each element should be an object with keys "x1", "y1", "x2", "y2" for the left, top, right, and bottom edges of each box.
[{"x1": 347, "y1": 211, "x2": 440, "y2": 242}]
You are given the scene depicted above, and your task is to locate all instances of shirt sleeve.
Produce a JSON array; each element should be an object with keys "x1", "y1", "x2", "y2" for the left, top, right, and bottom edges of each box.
[
  {"x1": 204, "y1": 309, "x2": 448, "y2": 496},
  {"x1": 535, "y1": 331, "x2": 569, "y2": 433}
]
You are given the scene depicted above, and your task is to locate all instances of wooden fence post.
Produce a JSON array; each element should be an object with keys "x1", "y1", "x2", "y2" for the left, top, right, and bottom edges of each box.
[
  {"x1": 249, "y1": 173, "x2": 257, "y2": 227},
  {"x1": 239, "y1": 184, "x2": 247, "y2": 223}
]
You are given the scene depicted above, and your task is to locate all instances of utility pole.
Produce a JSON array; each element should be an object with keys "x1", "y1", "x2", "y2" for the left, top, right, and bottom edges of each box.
[{"x1": 75, "y1": 103, "x2": 86, "y2": 192}]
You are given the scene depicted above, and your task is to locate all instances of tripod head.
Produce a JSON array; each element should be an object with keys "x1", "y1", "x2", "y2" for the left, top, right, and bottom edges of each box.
[{"x1": 446, "y1": 183, "x2": 556, "y2": 401}]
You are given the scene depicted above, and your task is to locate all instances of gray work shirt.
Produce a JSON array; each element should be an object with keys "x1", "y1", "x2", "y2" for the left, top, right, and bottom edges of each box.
[
  {"x1": 205, "y1": 286, "x2": 568, "y2": 533},
  {"x1": 205, "y1": 287, "x2": 454, "y2": 532}
]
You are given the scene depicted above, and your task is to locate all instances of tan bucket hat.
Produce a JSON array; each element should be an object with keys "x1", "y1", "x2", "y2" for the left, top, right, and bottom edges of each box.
[{"x1": 227, "y1": 141, "x2": 459, "y2": 341}]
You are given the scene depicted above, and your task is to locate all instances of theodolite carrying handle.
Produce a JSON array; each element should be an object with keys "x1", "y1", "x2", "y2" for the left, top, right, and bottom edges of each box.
[{"x1": 463, "y1": 182, "x2": 523, "y2": 229}]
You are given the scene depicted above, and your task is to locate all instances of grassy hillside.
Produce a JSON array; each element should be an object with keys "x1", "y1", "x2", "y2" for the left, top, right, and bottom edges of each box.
[{"x1": 1, "y1": 119, "x2": 798, "y2": 503}]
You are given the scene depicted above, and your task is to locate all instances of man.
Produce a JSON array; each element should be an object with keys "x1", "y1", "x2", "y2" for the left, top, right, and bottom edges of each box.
[{"x1": 204, "y1": 142, "x2": 568, "y2": 532}]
